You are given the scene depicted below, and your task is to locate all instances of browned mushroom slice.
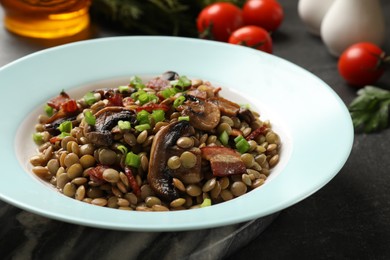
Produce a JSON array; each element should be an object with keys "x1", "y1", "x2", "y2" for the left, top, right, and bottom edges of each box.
[
  {"x1": 200, "y1": 146, "x2": 246, "y2": 177},
  {"x1": 85, "y1": 107, "x2": 136, "y2": 147},
  {"x1": 210, "y1": 96, "x2": 241, "y2": 117},
  {"x1": 178, "y1": 95, "x2": 220, "y2": 131},
  {"x1": 148, "y1": 120, "x2": 202, "y2": 201},
  {"x1": 238, "y1": 107, "x2": 256, "y2": 124}
]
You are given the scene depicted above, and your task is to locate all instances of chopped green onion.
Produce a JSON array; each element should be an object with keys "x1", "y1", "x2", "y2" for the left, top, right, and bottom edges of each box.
[
  {"x1": 240, "y1": 103, "x2": 251, "y2": 109},
  {"x1": 32, "y1": 133, "x2": 44, "y2": 144},
  {"x1": 234, "y1": 135, "x2": 245, "y2": 143},
  {"x1": 57, "y1": 121, "x2": 72, "y2": 133},
  {"x1": 138, "y1": 93, "x2": 149, "y2": 104},
  {"x1": 173, "y1": 76, "x2": 191, "y2": 92},
  {"x1": 173, "y1": 95, "x2": 186, "y2": 108},
  {"x1": 83, "y1": 92, "x2": 96, "y2": 106},
  {"x1": 234, "y1": 135, "x2": 250, "y2": 153},
  {"x1": 137, "y1": 110, "x2": 150, "y2": 125},
  {"x1": 200, "y1": 198, "x2": 211, "y2": 208},
  {"x1": 84, "y1": 111, "x2": 96, "y2": 125},
  {"x1": 118, "y1": 85, "x2": 130, "y2": 93},
  {"x1": 117, "y1": 144, "x2": 128, "y2": 155},
  {"x1": 161, "y1": 87, "x2": 177, "y2": 98},
  {"x1": 131, "y1": 89, "x2": 146, "y2": 100},
  {"x1": 219, "y1": 131, "x2": 229, "y2": 146},
  {"x1": 57, "y1": 132, "x2": 71, "y2": 139},
  {"x1": 130, "y1": 76, "x2": 145, "y2": 89},
  {"x1": 236, "y1": 139, "x2": 250, "y2": 154},
  {"x1": 135, "y1": 123, "x2": 151, "y2": 132},
  {"x1": 152, "y1": 109, "x2": 165, "y2": 123},
  {"x1": 178, "y1": 116, "x2": 190, "y2": 121},
  {"x1": 118, "y1": 120, "x2": 131, "y2": 130},
  {"x1": 44, "y1": 104, "x2": 54, "y2": 117},
  {"x1": 125, "y1": 152, "x2": 141, "y2": 168}
]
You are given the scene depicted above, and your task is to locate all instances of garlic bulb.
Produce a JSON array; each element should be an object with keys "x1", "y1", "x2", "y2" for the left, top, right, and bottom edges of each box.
[
  {"x1": 298, "y1": 0, "x2": 335, "y2": 36},
  {"x1": 321, "y1": 0, "x2": 386, "y2": 56}
]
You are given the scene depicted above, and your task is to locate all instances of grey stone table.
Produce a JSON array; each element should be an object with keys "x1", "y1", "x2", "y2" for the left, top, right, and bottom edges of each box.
[{"x1": 1, "y1": 0, "x2": 390, "y2": 259}]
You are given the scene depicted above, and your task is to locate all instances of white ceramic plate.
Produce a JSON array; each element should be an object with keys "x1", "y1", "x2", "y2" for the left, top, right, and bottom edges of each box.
[{"x1": 0, "y1": 36, "x2": 353, "y2": 231}]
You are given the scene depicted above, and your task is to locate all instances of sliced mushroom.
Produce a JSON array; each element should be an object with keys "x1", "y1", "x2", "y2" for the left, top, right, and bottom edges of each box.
[
  {"x1": 148, "y1": 120, "x2": 202, "y2": 201},
  {"x1": 238, "y1": 107, "x2": 256, "y2": 124},
  {"x1": 178, "y1": 95, "x2": 220, "y2": 131},
  {"x1": 85, "y1": 107, "x2": 136, "y2": 147},
  {"x1": 201, "y1": 146, "x2": 246, "y2": 177}
]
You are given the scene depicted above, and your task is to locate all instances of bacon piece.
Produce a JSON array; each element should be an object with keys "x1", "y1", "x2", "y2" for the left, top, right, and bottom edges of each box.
[
  {"x1": 246, "y1": 126, "x2": 268, "y2": 141},
  {"x1": 146, "y1": 77, "x2": 170, "y2": 91},
  {"x1": 135, "y1": 103, "x2": 170, "y2": 113},
  {"x1": 61, "y1": 99, "x2": 78, "y2": 113},
  {"x1": 201, "y1": 146, "x2": 246, "y2": 177},
  {"x1": 107, "y1": 93, "x2": 123, "y2": 106},
  {"x1": 47, "y1": 91, "x2": 70, "y2": 110},
  {"x1": 187, "y1": 88, "x2": 208, "y2": 99},
  {"x1": 210, "y1": 96, "x2": 240, "y2": 116},
  {"x1": 85, "y1": 165, "x2": 109, "y2": 185},
  {"x1": 124, "y1": 166, "x2": 141, "y2": 197}
]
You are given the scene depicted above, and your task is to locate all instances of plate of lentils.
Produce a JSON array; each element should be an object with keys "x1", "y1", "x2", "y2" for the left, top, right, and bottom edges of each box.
[{"x1": 0, "y1": 37, "x2": 353, "y2": 231}]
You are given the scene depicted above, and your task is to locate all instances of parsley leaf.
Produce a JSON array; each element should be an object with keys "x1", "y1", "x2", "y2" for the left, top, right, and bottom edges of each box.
[{"x1": 349, "y1": 86, "x2": 390, "y2": 133}]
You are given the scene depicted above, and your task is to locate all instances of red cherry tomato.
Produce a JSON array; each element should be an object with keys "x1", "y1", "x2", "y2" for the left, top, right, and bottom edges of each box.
[
  {"x1": 338, "y1": 42, "x2": 387, "y2": 87},
  {"x1": 197, "y1": 2, "x2": 244, "y2": 42},
  {"x1": 242, "y1": 0, "x2": 284, "y2": 32},
  {"x1": 228, "y1": 25, "x2": 273, "y2": 54}
]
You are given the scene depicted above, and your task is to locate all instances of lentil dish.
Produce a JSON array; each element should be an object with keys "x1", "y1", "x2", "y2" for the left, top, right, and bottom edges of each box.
[{"x1": 30, "y1": 71, "x2": 281, "y2": 211}]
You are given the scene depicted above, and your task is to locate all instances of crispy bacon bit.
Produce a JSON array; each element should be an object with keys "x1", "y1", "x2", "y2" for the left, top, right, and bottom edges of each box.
[
  {"x1": 201, "y1": 146, "x2": 246, "y2": 177},
  {"x1": 108, "y1": 93, "x2": 123, "y2": 106},
  {"x1": 125, "y1": 166, "x2": 141, "y2": 196},
  {"x1": 135, "y1": 103, "x2": 170, "y2": 113},
  {"x1": 86, "y1": 165, "x2": 109, "y2": 185},
  {"x1": 246, "y1": 126, "x2": 268, "y2": 141},
  {"x1": 230, "y1": 128, "x2": 243, "y2": 137},
  {"x1": 210, "y1": 96, "x2": 240, "y2": 116},
  {"x1": 49, "y1": 136, "x2": 62, "y2": 144},
  {"x1": 187, "y1": 89, "x2": 208, "y2": 99},
  {"x1": 45, "y1": 99, "x2": 79, "y2": 124},
  {"x1": 47, "y1": 91, "x2": 70, "y2": 110},
  {"x1": 146, "y1": 77, "x2": 170, "y2": 91},
  {"x1": 61, "y1": 99, "x2": 78, "y2": 113},
  {"x1": 122, "y1": 97, "x2": 135, "y2": 107}
]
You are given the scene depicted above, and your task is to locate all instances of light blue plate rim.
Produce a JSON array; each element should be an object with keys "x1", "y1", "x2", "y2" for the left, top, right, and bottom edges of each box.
[{"x1": 0, "y1": 36, "x2": 353, "y2": 231}]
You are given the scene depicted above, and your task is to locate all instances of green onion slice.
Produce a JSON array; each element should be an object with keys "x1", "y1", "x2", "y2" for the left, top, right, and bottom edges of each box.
[
  {"x1": 219, "y1": 131, "x2": 229, "y2": 146},
  {"x1": 152, "y1": 109, "x2": 165, "y2": 123},
  {"x1": 32, "y1": 133, "x2": 44, "y2": 144},
  {"x1": 135, "y1": 124, "x2": 151, "y2": 132},
  {"x1": 173, "y1": 95, "x2": 186, "y2": 108},
  {"x1": 118, "y1": 120, "x2": 131, "y2": 130},
  {"x1": 57, "y1": 121, "x2": 72, "y2": 133},
  {"x1": 84, "y1": 111, "x2": 96, "y2": 126},
  {"x1": 83, "y1": 92, "x2": 96, "y2": 106},
  {"x1": 125, "y1": 152, "x2": 141, "y2": 168},
  {"x1": 44, "y1": 104, "x2": 54, "y2": 117},
  {"x1": 178, "y1": 116, "x2": 190, "y2": 121}
]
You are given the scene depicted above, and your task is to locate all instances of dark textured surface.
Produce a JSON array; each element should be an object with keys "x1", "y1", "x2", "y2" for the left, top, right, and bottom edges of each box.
[{"x1": 1, "y1": 0, "x2": 390, "y2": 259}]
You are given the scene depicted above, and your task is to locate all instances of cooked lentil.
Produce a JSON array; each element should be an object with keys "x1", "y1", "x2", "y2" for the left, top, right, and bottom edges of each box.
[{"x1": 29, "y1": 72, "x2": 281, "y2": 211}]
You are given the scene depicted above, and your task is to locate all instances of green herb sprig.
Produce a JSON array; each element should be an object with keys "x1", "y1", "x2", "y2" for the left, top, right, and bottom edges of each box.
[{"x1": 348, "y1": 86, "x2": 390, "y2": 133}]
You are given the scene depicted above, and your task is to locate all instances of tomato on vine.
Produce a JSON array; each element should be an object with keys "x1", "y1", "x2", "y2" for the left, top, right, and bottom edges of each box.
[
  {"x1": 197, "y1": 2, "x2": 244, "y2": 42},
  {"x1": 228, "y1": 25, "x2": 273, "y2": 54},
  {"x1": 242, "y1": 0, "x2": 284, "y2": 32},
  {"x1": 338, "y1": 42, "x2": 389, "y2": 87}
]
